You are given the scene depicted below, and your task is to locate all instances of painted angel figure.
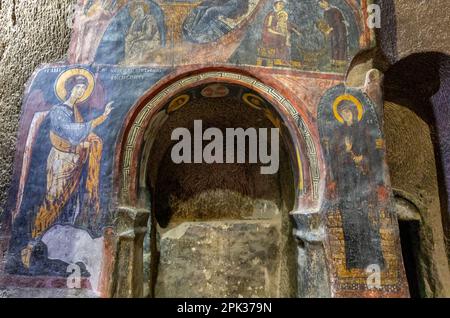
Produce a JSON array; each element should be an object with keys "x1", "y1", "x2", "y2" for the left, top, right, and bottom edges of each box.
[{"x1": 18, "y1": 69, "x2": 114, "y2": 269}]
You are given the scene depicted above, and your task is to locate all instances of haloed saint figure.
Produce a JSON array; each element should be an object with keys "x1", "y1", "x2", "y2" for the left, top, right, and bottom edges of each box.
[
  {"x1": 327, "y1": 97, "x2": 385, "y2": 270},
  {"x1": 20, "y1": 69, "x2": 114, "y2": 269}
]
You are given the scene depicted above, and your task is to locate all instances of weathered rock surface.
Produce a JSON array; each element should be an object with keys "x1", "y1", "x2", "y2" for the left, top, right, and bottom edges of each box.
[
  {"x1": 155, "y1": 221, "x2": 284, "y2": 298},
  {"x1": 385, "y1": 101, "x2": 450, "y2": 297},
  {"x1": 0, "y1": 0, "x2": 73, "y2": 218}
]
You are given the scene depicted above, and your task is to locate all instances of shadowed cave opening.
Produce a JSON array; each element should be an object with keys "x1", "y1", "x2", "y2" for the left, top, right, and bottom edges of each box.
[
  {"x1": 398, "y1": 220, "x2": 421, "y2": 298},
  {"x1": 384, "y1": 52, "x2": 450, "y2": 297},
  {"x1": 141, "y1": 84, "x2": 298, "y2": 298}
]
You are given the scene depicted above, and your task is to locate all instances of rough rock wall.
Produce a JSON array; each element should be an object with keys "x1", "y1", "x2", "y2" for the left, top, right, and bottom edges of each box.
[
  {"x1": 378, "y1": 0, "x2": 450, "y2": 63},
  {"x1": 392, "y1": 0, "x2": 450, "y2": 58},
  {"x1": 0, "y1": 0, "x2": 73, "y2": 217},
  {"x1": 384, "y1": 101, "x2": 450, "y2": 297},
  {"x1": 379, "y1": 0, "x2": 450, "y2": 264}
]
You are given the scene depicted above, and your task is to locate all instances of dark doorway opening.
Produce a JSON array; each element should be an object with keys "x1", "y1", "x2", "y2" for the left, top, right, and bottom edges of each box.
[{"x1": 398, "y1": 220, "x2": 422, "y2": 298}]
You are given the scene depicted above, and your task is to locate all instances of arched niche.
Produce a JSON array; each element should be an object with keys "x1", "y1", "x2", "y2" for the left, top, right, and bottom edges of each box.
[
  {"x1": 117, "y1": 71, "x2": 323, "y2": 209},
  {"x1": 111, "y1": 70, "x2": 328, "y2": 297}
]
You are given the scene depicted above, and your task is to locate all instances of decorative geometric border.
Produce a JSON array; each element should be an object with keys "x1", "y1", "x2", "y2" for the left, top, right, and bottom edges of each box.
[{"x1": 120, "y1": 71, "x2": 321, "y2": 202}]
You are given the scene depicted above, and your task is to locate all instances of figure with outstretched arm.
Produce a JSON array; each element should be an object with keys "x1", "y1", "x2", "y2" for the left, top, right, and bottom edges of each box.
[{"x1": 21, "y1": 74, "x2": 113, "y2": 269}]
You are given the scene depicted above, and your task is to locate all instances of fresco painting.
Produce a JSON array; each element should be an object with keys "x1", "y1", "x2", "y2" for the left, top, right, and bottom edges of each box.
[
  {"x1": 319, "y1": 85, "x2": 405, "y2": 296},
  {"x1": 124, "y1": 2, "x2": 164, "y2": 62},
  {"x1": 0, "y1": 0, "x2": 410, "y2": 298},
  {"x1": 68, "y1": 0, "x2": 368, "y2": 72},
  {"x1": 247, "y1": 0, "x2": 362, "y2": 71},
  {"x1": 71, "y1": 0, "x2": 128, "y2": 64},
  {"x1": 2, "y1": 66, "x2": 169, "y2": 293},
  {"x1": 94, "y1": 0, "x2": 167, "y2": 65},
  {"x1": 19, "y1": 69, "x2": 113, "y2": 270},
  {"x1": 320, "y1": 89, "x2": 385, "y2": 269},
  {"x1": 256, "y1": 1, "x2": 301, "y2": 67},
  {"x1": 182, "y1": 0, "x2": 255, "y2": 44}
]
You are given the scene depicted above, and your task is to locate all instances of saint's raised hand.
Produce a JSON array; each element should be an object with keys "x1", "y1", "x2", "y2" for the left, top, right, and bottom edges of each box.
[{"x1": 104, "y1": 102, "x2": 114, "y2": 117}]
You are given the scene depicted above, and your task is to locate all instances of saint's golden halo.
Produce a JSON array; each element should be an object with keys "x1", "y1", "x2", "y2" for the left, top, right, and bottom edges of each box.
[
  {"x1": 55, "y1": 68, "x2": 95, "y2": 103},
  {"x1": 332, "y1": 94, "x2": 364, "y2": 124}
]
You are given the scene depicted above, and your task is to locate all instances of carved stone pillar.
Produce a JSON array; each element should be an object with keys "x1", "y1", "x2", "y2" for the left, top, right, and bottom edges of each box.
[
  {"x1": 292, "y1": 212, "x2": 331, "y2": 298},
  {"x1": 111, "y1": 206, "x2": 150, "y2": 298}
]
